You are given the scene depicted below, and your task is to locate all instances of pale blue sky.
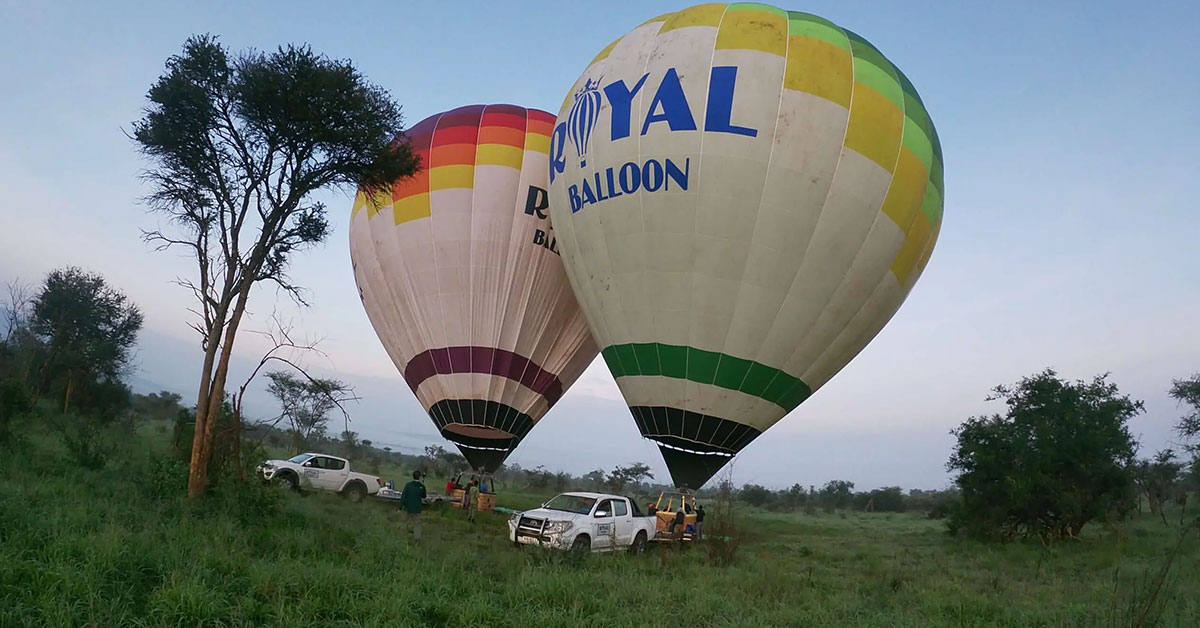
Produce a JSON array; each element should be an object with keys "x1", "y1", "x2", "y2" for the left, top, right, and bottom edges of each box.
[{"x1": 1, "y1": 1, "x2": 1197, "y2": 489}]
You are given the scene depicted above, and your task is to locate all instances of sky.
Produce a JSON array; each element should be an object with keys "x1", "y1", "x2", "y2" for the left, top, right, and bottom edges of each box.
[{"x1": 1, "y1": 1, "x2": 1197, "y2": 490}]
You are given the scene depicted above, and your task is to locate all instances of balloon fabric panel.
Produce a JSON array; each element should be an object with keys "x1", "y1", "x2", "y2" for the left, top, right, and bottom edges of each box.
[
  {"x1": 351, "y1": 105, "x2": 598, "y2": 472},
  {"x1": 548, "y1": 3, "x2": 943, "y2": 488}
]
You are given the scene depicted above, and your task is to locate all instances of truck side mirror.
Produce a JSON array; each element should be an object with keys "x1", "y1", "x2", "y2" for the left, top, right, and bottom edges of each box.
[{"x1": 594, "y1": 510, "x2": 609, "y2": 518}]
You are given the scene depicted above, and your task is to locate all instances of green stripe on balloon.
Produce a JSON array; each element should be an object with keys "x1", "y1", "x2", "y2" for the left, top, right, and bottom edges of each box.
[
  {"x1": 601, "y1": 343, "x2": 813, "y2": 410},
  {"x1": 726, "y1": 2, "x2": 788, "y2": 19},
  {"x1": 786, "y1": 11, "x2": 850, "y2": 53}
]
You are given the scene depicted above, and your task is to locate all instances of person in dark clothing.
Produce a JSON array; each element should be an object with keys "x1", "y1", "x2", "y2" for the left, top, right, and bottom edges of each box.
[
  {"x1": 647, "y1": 503, "x2": 657, "y2": 517},
  {"x1": 695, "y1": 504, "x2": 706, "y2": 540},
  {"x1": 668, "y1": 509, "x2": 685, "y2": 536},
  {"x1": 398, "y1": 470, "x2": 427, "y2": 540}
]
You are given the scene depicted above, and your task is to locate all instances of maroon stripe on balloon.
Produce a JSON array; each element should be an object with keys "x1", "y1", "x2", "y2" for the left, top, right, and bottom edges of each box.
[{"x1": 403, "y1": 347, "x2": 565, "y2": 407}]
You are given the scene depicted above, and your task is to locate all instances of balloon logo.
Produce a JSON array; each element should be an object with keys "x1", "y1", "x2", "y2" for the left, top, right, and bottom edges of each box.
[
  {"x1": 351, "y1": 104, "x2": 599, "y2": 472},
  {"x1": 567, "y1": 78, "x2": 602, "y2": 167},
  {"x1": 548, "y1": 4, "x2": 944, "y2": 488}
]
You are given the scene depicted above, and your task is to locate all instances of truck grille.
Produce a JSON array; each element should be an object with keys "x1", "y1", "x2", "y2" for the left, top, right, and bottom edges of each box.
[{"x1": 516, "y1": 516, "x2": 550, "y2": 541}]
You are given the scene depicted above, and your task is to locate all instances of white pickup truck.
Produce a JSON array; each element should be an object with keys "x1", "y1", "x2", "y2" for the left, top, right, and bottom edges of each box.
[
  {"x1": 256, "y1": 452, "x2": 383, "y2": 502},
  {"x1": 508, "y1": 491, "x2": 656, "y2": 553}
]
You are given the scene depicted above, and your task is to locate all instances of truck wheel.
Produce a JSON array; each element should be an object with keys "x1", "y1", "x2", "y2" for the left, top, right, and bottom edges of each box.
[
  {"x1": 343, "y1": 482, "x2": 367, "y2": 503},
  {"x1": 630, "y1": 531, "x2": 647, "y2": 554},
  {"x1": 277, "y1": 473, "x2": 298, "y2": 492},
  {"x1": 571, "y1": 535, "x2": 590, "y2": 554}
]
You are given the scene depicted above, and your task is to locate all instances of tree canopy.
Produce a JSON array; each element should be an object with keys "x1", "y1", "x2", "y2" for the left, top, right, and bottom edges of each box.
[
  {"x1": 133, "y1": 34, "x2": 419, "y2": 497},
  {"x1": 947, "y1": 369, "x2": 1141, "y2": 541}
]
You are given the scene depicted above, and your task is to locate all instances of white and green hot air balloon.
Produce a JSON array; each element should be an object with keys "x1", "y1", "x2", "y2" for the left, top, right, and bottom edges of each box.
[{"x1": 548, "y1": 3, "x2": 943, "y2": 489}]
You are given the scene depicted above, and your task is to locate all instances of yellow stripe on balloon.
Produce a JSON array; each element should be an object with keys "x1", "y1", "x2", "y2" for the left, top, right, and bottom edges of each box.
[
  {"x1": 476, "y1": 144, "x2": 524, "y2": 169},
  {"x1": 392, "y1": 192, "x2": 431, "y2": 225},
  {"x1": 352, "y1": 189, "x2": 392, "y2": 219},
  {"x1": 844, "y1": 85, "x2": 903, "y2": 173},
  {"x1": 890, "y1": 212, "x2": 932, "y2": 284},
  {"x1": 525, "y1": 132, "x2": 551, "y2": 154},
  {"x1": 429, "y1": 165, "x2": 474, "y2": 191},
  {"x1": 880, "y1": 148, "x2": 929, "y2": 230},
  {"x1": 715, "y1": 8, "x2": 787, "y2": 56},
  {"x1": 588, "y1": 36, "x2": 623, "y2": 67},
  {"x1": 658, "y1": 3, "x2": 726, "y2": 33},
  {"x1": 783, "y1": 35, "x2": 853, "y2": 108}
]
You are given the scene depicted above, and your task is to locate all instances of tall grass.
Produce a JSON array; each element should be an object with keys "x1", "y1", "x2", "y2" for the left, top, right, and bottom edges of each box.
[{"x1": 1, "y1": 418, "x2": 1198, "y2": 626}]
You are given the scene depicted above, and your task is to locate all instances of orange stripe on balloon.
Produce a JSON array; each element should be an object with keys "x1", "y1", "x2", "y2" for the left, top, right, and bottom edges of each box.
[
  {"x1": 393, "y1": 168, "x2": 429, "y2": 200},
  {"x1": 430, "y1": 143, "x2": 477, "y2": 167},
  {"x1": 526, "y1": 117, "x2": 554, "y2": 136},
  {"x1": 477, "y1": 125, "x2": 525, "y2": 148}
]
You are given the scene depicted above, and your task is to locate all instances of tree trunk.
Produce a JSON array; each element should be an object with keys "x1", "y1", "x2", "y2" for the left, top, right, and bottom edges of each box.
[
  {"x1": 63, "y1": 373, "x2": 74, "y2": 413},
  {"x1": 197, "y1": 290, "x2": 251, "y2": 487},
  {"x1": 232, "y1": 392, "x2": 245, "y2": 483},
  {"x1": 186, "y1": 315, "x2": 226, "y2": 498},
  {"x1": 189, "y1": 291, "x2": 249, "y2": 498}
]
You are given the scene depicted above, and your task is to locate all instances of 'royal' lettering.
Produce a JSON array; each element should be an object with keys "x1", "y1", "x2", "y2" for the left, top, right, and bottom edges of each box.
[
  {"x1": 604, "y1": 74, "x2": 650, "y2": 141},
  {"x1": 704, "y1": 66, "x2": 757, "y2": 137},
  {"x1": 524, "y1": 185, "x2": 548, "y2": 219}
]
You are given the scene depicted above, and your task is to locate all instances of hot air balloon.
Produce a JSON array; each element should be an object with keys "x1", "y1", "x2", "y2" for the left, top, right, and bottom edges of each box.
[
  {"x1": 548, "y1": 4, "x2": 943, "y2": 489},
  {"x1": 351, "y1": 104, "x2": 598, "y2": 472}
]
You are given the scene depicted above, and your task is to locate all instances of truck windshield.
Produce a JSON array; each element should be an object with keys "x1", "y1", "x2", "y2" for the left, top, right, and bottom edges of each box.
[
  {"x1": 543, "y1": 494, "x2": 597, "y2": 515},
  {"x1": 287, "y1": 454, "x2": 313, "y2": 464}
]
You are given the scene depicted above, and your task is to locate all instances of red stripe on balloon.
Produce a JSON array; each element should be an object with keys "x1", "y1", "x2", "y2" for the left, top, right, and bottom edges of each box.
[{"x1": 403, "y1": 347, "x2": 565, "y2": 407}]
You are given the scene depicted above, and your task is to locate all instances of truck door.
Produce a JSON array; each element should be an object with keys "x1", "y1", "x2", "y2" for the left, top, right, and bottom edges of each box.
[
  {"x1": 319, "y1": 457, "x2": 348, "y2": 490},
  {"x1": 300, "y1": 458, "x2": 321, "y2": 489},
  {"x1": 592, "y1": 499, "x2": 616, "y2": 549},
  {"x1": 611, "y1": 499, "x2": 633, "y2": 546}
]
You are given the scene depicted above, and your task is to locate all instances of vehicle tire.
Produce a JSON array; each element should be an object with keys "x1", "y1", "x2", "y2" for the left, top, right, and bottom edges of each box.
[
  {"x1": 571, "y1": 535, "x2": 590, "y2": 554},
  {"x1": 630, "y1": 531, "x2": 647, "y2": 554},
  {"x1": 343, "y1": 482, "x2": 367, "y2": 503},
  {"x1": 277, "y1": 472, "x2": 298, "y2": 492}
]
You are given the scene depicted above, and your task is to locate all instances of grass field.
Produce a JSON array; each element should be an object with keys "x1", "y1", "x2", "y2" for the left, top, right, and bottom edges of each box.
[{"x1": 2, "y1": 420, "x2": 1198, "y2": 627}]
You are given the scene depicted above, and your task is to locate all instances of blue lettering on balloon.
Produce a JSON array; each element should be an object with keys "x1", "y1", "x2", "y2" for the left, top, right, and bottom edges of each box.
[
  {"x1": 642, "y1": 160, "x2": 664, "y2": 192},
  {"x1": 568, "y1": 184, "x2": 582, "y2": 213},
  {"x1": 665, "y1": 158, "x2": 689, "y2": 190},
  {"x1": 604, "y1": 73, "x2": 649, "y2": 141},
  {"x1": 618, "y1": 162, "x2": 640, "y2": 194},
  {"x1": 704, "y1": 66, "x2": 757, "y2": 137},
  {"x1": 640, "y1": 68, "x2": 696, "y2": 136},
  {"x1": 604, "y1": 167, "x2": 623, "y2": 199},
  {"x1": 550, "y1": 122, "x2": 567, "y2": 184},
  {"x1": 580, "y1": 177, "x2": 597, "y2": 207}
]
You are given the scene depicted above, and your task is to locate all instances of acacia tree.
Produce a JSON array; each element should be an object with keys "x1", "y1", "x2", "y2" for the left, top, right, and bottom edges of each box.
[
  {"x1": 947, "y1": 369, "x2": 1141, "y2": 541},
  {"x1": 133, "y1": 35, "x2": 419, "y2": 497},
  {"x1": 1171, "y1": 375, "x2": 1200, "y2": 455},
  {"x1": 606, "y1": 462, "x2": 654, "y2": 493},
  {"x1": 265, "y1": 370, "x2": 351, "y2": 454},
  {"x1": 30, "y1": 267, "x2": 143, "y2": 412}
]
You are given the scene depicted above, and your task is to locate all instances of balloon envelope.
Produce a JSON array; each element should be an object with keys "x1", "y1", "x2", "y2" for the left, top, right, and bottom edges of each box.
[
  {"x1": 351, "y1": 104, "x2": 598, "y2": 471},
  {"x1": 548, "y1": 4, "x2": 944, "y2": 488}
]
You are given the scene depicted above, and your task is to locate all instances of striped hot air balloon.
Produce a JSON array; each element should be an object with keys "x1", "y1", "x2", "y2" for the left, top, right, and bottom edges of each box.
[
  {"x1": 350, "y1": 104, "x2": 598, "y2": 472},
  {"x1": 548, "y1": 4, "x2": 944, "y2": 488},
  {"x1": 567, "y1": 79, "x2": 602, "y2": 167}
]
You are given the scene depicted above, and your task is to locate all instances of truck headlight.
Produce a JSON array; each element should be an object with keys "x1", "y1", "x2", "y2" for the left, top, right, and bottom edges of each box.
[{"x1": 545, "y1": 521, "x2": 573, "y2": 534}]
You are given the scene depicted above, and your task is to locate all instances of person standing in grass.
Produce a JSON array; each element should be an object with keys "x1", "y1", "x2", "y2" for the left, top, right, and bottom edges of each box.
[
  {"x1": 465, "y1": 480, "x2": 479, "y2": 524},
  {"x1": 695, "y1": 504, "x2": 705, "y2": 541},
  {"x1": 399, "y1": 470, "x2": 427, "y2": 540}
]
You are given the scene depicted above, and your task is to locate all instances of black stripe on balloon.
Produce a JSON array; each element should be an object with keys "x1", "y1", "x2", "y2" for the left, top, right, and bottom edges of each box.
[
  {"x1": 628, "y1": 406, "x2": 762, "y2": 455},
  {"x1": 628, "y1": 406, "x2": 763, "y2": 489},
  {"x1": 424, "y1": 401, "x2": 532, "y2": 444}
]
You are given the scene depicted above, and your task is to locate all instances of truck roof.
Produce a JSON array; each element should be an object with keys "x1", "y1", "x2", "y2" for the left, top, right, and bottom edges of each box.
[{"x1": 560, "y1": 491, "x2": 628, "y2": 500}]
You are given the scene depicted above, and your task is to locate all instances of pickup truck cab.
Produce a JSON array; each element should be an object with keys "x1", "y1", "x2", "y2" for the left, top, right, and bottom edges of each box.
[
  {"x1": 256, "y1": 452, "x2": 382, "y2": 502},
  {"x1": 508, "y1": 491, "x2": 656, "y2": 553}
]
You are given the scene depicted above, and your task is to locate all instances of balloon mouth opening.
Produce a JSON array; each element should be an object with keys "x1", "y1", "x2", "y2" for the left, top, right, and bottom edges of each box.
[
  {"x1": 444, "y1": 424, "x2": 514, "y2": 441},
  {"x1": 654, "y1": 439, "x2": 736, "y2": 458}
]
